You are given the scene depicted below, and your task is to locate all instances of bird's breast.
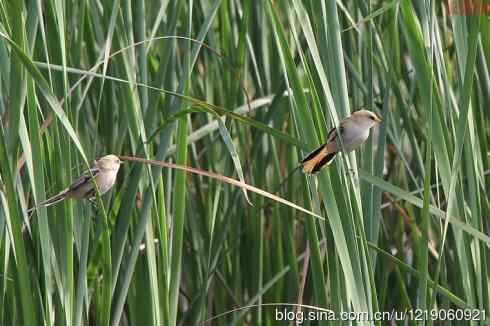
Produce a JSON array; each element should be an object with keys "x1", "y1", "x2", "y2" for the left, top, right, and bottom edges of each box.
[
  {"x1": 96, "y1": 170, "x2": 117, "y2": 195},
  {"x1": 340, "y1": 126, "x2": 370, "y2": 152}
]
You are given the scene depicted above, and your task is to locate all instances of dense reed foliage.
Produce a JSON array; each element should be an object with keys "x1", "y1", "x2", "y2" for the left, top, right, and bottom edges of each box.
[{"x1": 0, "y1": 0, "x2": 489, "y2": 325}]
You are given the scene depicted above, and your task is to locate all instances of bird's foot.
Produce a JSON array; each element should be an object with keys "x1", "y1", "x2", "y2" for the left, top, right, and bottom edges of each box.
[{"x1": 346, "y1": 168, "x2": 357, "y2": 176}]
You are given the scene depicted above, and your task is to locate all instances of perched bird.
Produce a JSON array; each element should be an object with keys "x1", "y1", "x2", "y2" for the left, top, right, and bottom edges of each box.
[
  {"x1": 301, "y1": 110, "x2": 382, "y2": 174},
  {"x1": 27, "y1": 154, "x2": 122, "y2": 213}
]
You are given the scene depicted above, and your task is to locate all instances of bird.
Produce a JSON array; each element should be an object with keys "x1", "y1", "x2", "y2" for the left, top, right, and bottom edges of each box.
[
  {"x1": 27, "y1": 154, "x2": 122, "y2": 213},
  {"x1": 300, "y1": 110, "x2": 382, "y2": 174}
]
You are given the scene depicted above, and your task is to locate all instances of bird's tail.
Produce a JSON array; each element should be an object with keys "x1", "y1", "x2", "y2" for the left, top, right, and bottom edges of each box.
[
  {"x1": 301, "y1": 144, "x2": 337, "y2": 174},
  {"x1": 26, "y1": 189, "x2": 69, "y2": 214},
  {"x1": 23, "y1": 189, "x2": 70, "y2": 234}
]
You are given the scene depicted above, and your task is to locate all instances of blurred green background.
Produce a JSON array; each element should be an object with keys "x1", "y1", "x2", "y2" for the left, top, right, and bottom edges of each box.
[{"x1": 0, "y1": 0, "x2": 490, "y2": 325}]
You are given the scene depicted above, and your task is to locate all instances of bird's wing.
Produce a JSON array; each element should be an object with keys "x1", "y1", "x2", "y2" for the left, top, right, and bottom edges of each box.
[
  {"x1": 326, "y1": 123, "x2": 344, "y2": 143},
  {"x1": 68, "y1": 167, "x2": 100, "y2": 192}
]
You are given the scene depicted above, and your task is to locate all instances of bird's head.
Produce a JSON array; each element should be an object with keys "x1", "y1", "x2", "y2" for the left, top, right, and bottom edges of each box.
[
  {"x1": 97, "y1": 154, "x2": 122, "y2": 172},
  {"x1": 351, "y1": 110, "x2": 382, "y2": 129}
]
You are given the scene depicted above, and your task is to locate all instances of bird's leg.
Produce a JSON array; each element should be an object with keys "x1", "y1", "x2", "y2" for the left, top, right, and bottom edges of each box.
[
  {"x1": 87, "y1": 198, "x2": 99, "y2": 222},
  {"x1": 88, "y1": 197, "x2": 97, "y2": 209}
]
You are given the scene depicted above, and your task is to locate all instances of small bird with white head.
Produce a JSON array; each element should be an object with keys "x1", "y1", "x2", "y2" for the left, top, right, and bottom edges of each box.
[
  {"x1": 301, "y1": 110, "x2": 382, "y2": 174},
  {"x1": 27, "y1": 154, "x2": 122, "y2": 213}
]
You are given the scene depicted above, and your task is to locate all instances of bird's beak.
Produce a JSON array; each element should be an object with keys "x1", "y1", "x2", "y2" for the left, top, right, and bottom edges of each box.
[{"x1": 374, "y1": 115, "x2": 382, "y2": 123}]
